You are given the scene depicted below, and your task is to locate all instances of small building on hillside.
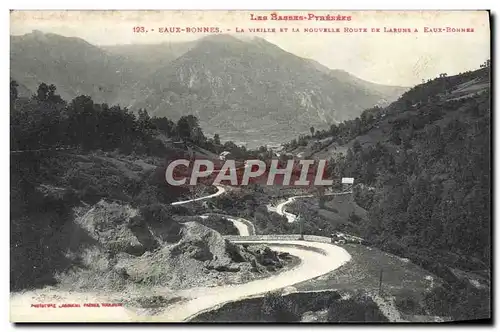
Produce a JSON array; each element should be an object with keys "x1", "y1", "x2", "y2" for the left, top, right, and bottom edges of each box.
[
  {"x1": 341, "y1": 177, "x2": 355, "y2": 192},
  {"x1": 173, "y1": 140, "x2": 186, "y2": 148},
  {"x1": 219, "y1": 151, "x2": 231, "y2": 160},
  {"x1": 342, "y1": 177, "x2": 354, "y2": 184}
]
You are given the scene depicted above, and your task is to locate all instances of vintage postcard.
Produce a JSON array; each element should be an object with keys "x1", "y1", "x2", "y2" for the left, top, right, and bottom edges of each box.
[{"x1": 10, "y1": 10, "x2": 491, "y2": 323}]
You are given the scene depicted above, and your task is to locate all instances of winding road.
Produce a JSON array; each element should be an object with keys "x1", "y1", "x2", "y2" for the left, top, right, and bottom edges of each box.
[
  {"x1": 199, "y1": 214, "x2": 254, "y2": 236},
  {"x1": 224, "y1": 217, "x2": 252, "y2": 236},
  {"x1": 273, "y1": 191, "x2": 353, "y2": 223},
  {"x1": 275, "y1": 194, "x2": 314, "y2": 223},
  {"x1": 11, "y1": 184, "x2": 352, "y2": 323},
  {"x1": 159, "y1": 240, "x2": 350, "y2": 322},
  {"x1": 171, "y1": 185, "x2": 226, "y2": 206},
  {"x1": 158, "y1": 185, "x2": 352, "y2": 321}
]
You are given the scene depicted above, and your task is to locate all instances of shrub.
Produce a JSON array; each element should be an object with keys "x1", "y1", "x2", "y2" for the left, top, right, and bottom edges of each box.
[
  {"x1": 327, "y1": 294, "x2": 388, "y2": 322},
  {"x1": 197, "y1": 215, "x2": 239, "y2": 235},
  {"x1": 261, "y1": 292, "x2": 300, "y2": 322},
  {"x1": 139, "y1": 203, "x2": 173, "y2": 225}
]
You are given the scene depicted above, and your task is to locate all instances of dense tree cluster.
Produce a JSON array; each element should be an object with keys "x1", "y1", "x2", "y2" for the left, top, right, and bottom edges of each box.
[
  {"x1": 284, "y1": 106, "x2": 380, "y2": 150},
  {"x1": 281, "y1": 66, "x2": 491, "y2": 319},
  {"x1": 332, "y1": 83, "x2": 491, "y2": 272},
  {"x1": 10, "y1": 81, "x2": 213, "y2": 156},
  {"x1": 282, "y1": 66, "x2": 491, "y2": 296},
  {"x1": 10, "y1": 80, "x2": 283, "y2": 165}
]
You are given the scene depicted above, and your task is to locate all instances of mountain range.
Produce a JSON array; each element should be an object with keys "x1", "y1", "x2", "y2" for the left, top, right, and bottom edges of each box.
[{"x1": 10, "y1": 30, "x2": 408, "y2": 147}]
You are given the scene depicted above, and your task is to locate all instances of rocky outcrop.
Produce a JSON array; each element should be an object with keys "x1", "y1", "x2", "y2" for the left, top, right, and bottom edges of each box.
[{"x1": 67, "y1": 206, "x2": 292, "y2": 291}]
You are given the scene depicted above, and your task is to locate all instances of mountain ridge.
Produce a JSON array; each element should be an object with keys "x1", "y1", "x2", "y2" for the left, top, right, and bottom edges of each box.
[{"x1": 10, "y1": 31, "x2": 408, "y2": 147}]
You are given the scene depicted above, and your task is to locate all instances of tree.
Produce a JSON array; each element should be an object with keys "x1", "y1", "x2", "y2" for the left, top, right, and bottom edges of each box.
[
  {"x1": 361, "y1": 161, "x2": 377, "y2": 185},
  {"x1": 152, "y1": 116, "x2": 176, "y2": 137},
  {"x1": 213, "y1": 133, "x2": 221, "y2": 146},
  {"x1": 389, "y1": 127, "x2": 401, "y2": 145},
  {"x1": 177, "y1": 115, "x2": 200, "y2": 142},
  {"x1": 137, "y1": 108, "x2": 150, "y2": 123},
  {"x1": 348, "y1": 211, "x2": 362, "y2": 224},
  {"x1": 310, "y1": 126, "x2": 315, "y2": 136},
  {"x1": 138, "y1": 204, "x2": 180, "y2": 242},
  {"x1": 46, "y1": 84, "x2": 63, "y2": 103},
  {"x1": 352, "y1": 140, "x2": 362, "y2": 154},
  {"x1": 191, "y1": 126, "x2": 206, "y2": 145},
  {"x1": 10, "y1": 81, "x2": 204, "y2": 157},
  {"x1": 329, "y1": 124, "x2": 338, "y2": 138},
  {"x1": 67, "y1": 95, "x2": 98, "y2": 150},
  {"x1": 261, "y1": 292, "x2": 300, "y2": 322},
  {"x1": 360, "y1": 110, "x2": 374, "y2": 130},
  {"x1": 137, "y1": 109, "x2": 153, "y2": 133},
  {"x1": 36, "y1": 83, "x2": 49, "y2": 101},
  {"x1": 317, "y1": 186, "x2": 327, "y2": 208},
  {"x1": 298, "y1": 135, "x2": 308, "y2": 146},
  {"x1": 10, "y1": 80, "x2": 18, "y2": 104}
]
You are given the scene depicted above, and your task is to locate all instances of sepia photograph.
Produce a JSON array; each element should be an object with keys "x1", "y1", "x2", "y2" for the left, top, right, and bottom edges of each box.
[{"x1": 9, "y1": 9, "x2": 491, "y2": 323}]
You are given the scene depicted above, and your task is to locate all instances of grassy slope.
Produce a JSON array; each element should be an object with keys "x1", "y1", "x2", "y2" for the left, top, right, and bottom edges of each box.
[
  {"x1": 325, "y1": 68, "x2": 489, "y2": 156},
  {"x1": 292, "y1": 244, "x2": 444, "y2": 321},
  {"x1": 283, "y1": 68, "x2": 490, "y2": 161}
]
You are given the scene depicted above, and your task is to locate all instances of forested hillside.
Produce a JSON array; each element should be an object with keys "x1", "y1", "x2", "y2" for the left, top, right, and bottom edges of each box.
[
  {"x1": 287, "y1": 65, "x2": 491, "y2": 271},
  {"x1": 343, "y1": 67, "x2": 490, "y2": 271},
  {"x1": 281, "y1": 65, "x2": 491, "y2": 320},
  {"x1": 9, "y1": 81, "x2": 263, "y2": 291}
]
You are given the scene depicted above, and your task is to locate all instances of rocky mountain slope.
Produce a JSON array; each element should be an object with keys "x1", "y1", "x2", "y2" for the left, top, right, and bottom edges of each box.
[
  {"x1": 129, "y1": 35, "x2": 407, "y2": 143},
  {"x1": 10, "y1": 30, "x2": 138, "y2": 104},
  {"x1": 59, "y1": 200, "x2": 292, "y2": 291}
]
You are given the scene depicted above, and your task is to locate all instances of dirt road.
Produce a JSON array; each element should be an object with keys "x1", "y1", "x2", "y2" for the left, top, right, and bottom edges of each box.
[
  {"x1": 171, "y1": 185, "x2": 226, "y2": 206},
  {"x1": 159, "y1": 240, "x2": 351, "y2": 322},
  {"x1": 11, "y1": 240, "x2": 350, "y2": 322},
  {"x1": 10, "y1": 186, "x2": 352, "y2": 322},
  {"x1": 273, "y1": 191, "x2": 353, "y2": 223}
]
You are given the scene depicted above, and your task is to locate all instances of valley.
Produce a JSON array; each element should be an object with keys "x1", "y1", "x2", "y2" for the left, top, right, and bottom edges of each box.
[{"x1": 9, "y1": 29, "x2": 491, "y2": 323}]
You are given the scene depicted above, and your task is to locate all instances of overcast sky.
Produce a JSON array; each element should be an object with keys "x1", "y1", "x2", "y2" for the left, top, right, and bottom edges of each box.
[{"x1": 10, "y1": 10, "x2": 490, "y2": 87}]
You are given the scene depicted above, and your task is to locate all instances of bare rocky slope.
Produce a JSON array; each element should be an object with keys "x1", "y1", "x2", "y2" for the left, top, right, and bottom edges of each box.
[
  {"x1": 55, "y1": 199, "x2": 294, "y2": 292},
  {"x1": 127, "y1": 35, "x2": 407, "y2": 144},
  {"x1": 10, "y1": 148, "x2": 292, "y2": 294}
]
